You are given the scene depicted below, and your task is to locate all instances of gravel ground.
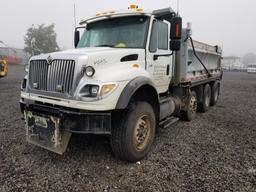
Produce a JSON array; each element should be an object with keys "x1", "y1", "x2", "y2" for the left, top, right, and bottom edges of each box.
[{"x1": 0, "y1": 65, "x2": 256, "y2": 192}]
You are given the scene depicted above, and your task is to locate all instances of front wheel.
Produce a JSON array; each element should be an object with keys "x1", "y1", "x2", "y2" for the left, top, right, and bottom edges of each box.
[{"x1": 111, "y1": 102, "x2": 156, "y2": 162}]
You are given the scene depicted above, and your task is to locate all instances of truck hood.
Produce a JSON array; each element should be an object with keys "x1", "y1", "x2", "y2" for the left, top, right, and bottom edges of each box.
[
  {"x1": 30, "y1": 47, "x2": 148, "y2": 82},
  {"x1": 31, "y1": 47, "x2": 144, "y2": 64}
]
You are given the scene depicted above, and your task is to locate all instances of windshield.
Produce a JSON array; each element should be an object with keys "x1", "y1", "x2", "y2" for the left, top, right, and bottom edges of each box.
[{"x1": 77, "y1": 16, "x2": 149, "y2": 49}]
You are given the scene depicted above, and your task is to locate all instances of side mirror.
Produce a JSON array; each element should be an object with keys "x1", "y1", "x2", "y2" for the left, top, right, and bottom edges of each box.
[
  {"x1": 170, "y1": 40, "x2": 181, "y2": 51},
  {"x1": 170, "y1": 17, "x2": 182, "y2": 40},
  {"x1": 24, "y1": 64, "x2": 29, "y2": 73},
  {"x1": 170, "y1": 17, "x2": 182, "y2": 51},
  {"x1": 74, "y1": 30, "x2": 80, "y2": 48}
]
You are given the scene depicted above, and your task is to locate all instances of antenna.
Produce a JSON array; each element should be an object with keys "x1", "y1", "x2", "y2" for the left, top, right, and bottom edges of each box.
[
  {"x1": 72, "y1": 1, "x2": 77, "y2": 48},
  {"x1": 177, "y1": 0, "x2": 180, "y2": 15},
  {"x1": 73, "y1": 1, "x2": 77, "y2": 28}
]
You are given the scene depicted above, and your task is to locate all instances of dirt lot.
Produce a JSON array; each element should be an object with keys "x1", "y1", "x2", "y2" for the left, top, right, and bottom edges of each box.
[{"x1": 0, "y1": 65, "x2": 255, "y2": 192}]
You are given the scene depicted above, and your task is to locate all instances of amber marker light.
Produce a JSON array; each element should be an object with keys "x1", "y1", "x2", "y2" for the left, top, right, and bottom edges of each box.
[
  {"x1": 100, "y1": 84, "x2": 116, "y2": 96},
  {"x1": 130, "y1": 4, "x2": 136, "y2": 9},
  {"x1": 132, "y1": 64, "x2": 140, "y2": 68},
  {"x1": 176, "y1": 24, "x2": 181, "y2": 38}
]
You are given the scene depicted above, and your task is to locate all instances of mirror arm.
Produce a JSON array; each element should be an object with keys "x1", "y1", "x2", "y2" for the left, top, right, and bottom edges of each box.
[{"x1": 153, "y1": 52, "x2": 174, "y2": 61}]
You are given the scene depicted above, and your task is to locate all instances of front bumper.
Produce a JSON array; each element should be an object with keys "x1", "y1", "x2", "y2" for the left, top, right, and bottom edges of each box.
[
  {"x1": 20, "y1": 100, "x2": 112, "y2": 135},
  {"x1": 21, "y1": 80, "x2": 128, "y2": 111}
]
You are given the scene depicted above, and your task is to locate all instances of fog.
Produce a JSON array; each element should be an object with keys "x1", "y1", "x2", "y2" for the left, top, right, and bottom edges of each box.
[{"x1": 0, "y1": 0, "x2": 255, "y2": 56}]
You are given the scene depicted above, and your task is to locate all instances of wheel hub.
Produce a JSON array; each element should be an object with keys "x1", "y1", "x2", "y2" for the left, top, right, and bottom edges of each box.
[
  {"x1": 189, "y1": 96, "x2": 197, "y2": 113},
  {"x1": 134, "y1": 115, "x2": 151, "y2": 151}
]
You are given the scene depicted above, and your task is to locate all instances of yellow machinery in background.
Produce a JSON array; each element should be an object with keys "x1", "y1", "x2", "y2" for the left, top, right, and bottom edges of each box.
[{"x1": 0, "y1": 58, "x2": 8, "y2": 78}]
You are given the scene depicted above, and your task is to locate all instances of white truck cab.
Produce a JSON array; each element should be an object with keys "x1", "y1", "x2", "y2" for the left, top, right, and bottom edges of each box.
[{"x1": 20, "y1": 5, "x2": 222, "y2": 162}]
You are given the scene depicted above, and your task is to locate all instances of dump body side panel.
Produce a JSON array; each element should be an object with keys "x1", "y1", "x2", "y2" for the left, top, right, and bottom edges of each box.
[{"x1": 172, "y1": 29, "x2": 222, "y2": 85}]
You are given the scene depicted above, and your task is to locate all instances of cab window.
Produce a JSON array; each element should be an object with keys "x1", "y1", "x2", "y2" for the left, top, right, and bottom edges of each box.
[
  {"x1": 158, "y1": 21, "x2": 168, "y2": 50},
  {"x1": 149, "y1": 20, "x2": 169, "y2": 52}
]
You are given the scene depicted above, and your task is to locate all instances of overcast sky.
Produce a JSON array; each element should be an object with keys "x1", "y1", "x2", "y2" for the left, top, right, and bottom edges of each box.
[{"x1": 0, "y1": 0, "x2": 255, "y2": 56}]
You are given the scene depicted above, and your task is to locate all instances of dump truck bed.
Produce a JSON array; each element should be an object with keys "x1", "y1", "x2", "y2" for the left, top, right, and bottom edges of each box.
[{"x1": 174, "y1": 30, "x2": 222, "y2": 84}]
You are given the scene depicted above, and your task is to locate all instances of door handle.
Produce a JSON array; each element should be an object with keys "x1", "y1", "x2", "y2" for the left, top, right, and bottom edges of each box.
[{"x1": 153, "y1": 53, "x2": 173, "y2": 61}]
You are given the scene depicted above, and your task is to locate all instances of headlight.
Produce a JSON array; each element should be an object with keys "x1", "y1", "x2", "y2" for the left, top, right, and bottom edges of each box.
[
  {"x1": 79, "y1": 84, "x2": 99, "y2": 97},
  {"x1": 100, "y1": 84, "x2": 116, "y2": 97},
  {"x1": 78, "y1": 83, "x2": 117, "y2": 99},
  {"x1": 84, "y1": 66, "x2": 95, "y2": 77},
  {"x1": 25, "y1": 64, "x2": 29, "y2": 73}
]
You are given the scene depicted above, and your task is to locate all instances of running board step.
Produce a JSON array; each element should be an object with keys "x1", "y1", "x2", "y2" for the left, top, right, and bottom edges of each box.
[{"x1": 159, "y1": 117, "x2": 179, "y2": 129}]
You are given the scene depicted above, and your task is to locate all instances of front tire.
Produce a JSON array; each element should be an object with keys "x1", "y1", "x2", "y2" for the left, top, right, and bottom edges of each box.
[{"x1": 111, "y1": 102, "x2": 156, "y2": 162}]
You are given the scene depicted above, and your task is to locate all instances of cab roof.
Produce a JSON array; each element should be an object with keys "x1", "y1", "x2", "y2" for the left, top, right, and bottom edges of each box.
[{"x1": 79, "y1": 7, "x2": 176, "y2": 25}]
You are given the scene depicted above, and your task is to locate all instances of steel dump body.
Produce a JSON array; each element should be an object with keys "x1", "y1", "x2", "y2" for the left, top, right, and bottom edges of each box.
[{"x1": 173, "y1": 30, "x2": 222, "y2": 85}]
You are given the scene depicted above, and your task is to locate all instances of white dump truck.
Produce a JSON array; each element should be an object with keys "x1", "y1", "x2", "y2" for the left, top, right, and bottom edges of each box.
[{"x1": 20, "y1": 5, "x2": 222, "y2": 162}]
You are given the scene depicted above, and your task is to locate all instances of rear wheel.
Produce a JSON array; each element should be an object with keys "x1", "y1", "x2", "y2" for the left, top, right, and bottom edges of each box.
[
  {"x1": 180, "y1": 91, "x2": 197, "y2": 121},
  {"x1": 198, "y1": 84, "x2": 211, "y2": 112},
  {"x1": 210, "y1": 81, "x2": 220, "y2": 106},
  {"x1": 111, "y1": 102, "x2": 156, "y2": 162}
]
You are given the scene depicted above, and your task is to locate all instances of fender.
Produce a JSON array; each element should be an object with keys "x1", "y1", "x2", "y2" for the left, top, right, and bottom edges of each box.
[{"x1": 116, "y1": 77, "x2": 159, "y2": 109}]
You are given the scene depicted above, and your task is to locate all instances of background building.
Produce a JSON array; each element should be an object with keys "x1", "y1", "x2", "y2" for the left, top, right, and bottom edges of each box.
[{"x1": 222, "y1": 56, "x2": 245, "y2": 71}]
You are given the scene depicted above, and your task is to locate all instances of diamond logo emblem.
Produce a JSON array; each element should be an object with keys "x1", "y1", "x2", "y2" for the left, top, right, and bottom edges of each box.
[{"x1": 47, "y1": 55, "x2": 53, "y2": 65}]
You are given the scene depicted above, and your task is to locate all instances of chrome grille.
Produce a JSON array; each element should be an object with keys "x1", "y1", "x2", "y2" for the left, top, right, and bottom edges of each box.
[{"x1": 29, "y1": 59, "x2": 75, "y2": 94}]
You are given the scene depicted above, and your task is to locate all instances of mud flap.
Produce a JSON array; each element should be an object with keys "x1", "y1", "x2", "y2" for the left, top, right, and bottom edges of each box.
[{"x1": 25, "y1": 111, "x2": 71, "y2": 154}]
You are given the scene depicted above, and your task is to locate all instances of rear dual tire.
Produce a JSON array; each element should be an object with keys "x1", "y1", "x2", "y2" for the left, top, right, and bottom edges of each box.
[
  {"x1": 210, "y1": 81, "x2": 220, "y2": 106},
  {"x1": 198, "y1": 84, "x2": 211, "y2": 112},
  {"x1": 181, "y1": 81, "x2": 220, "y2": 121},
  {"x1": 180, "y1": 91, "x2": 198, "y2": 121},
  {"x1": 198, "y1": 81, "x2": 220, "y2": 112}
]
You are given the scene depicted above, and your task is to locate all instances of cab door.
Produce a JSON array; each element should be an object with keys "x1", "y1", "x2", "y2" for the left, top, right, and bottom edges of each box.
[{"x1": 146, "y1": 19, "x2": 172, "y2": 93}]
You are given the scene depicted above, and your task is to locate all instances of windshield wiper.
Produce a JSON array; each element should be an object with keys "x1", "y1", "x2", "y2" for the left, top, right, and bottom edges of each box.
[{"x1": 95, "y1": 44, "x2": 115, "y2": 48}]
